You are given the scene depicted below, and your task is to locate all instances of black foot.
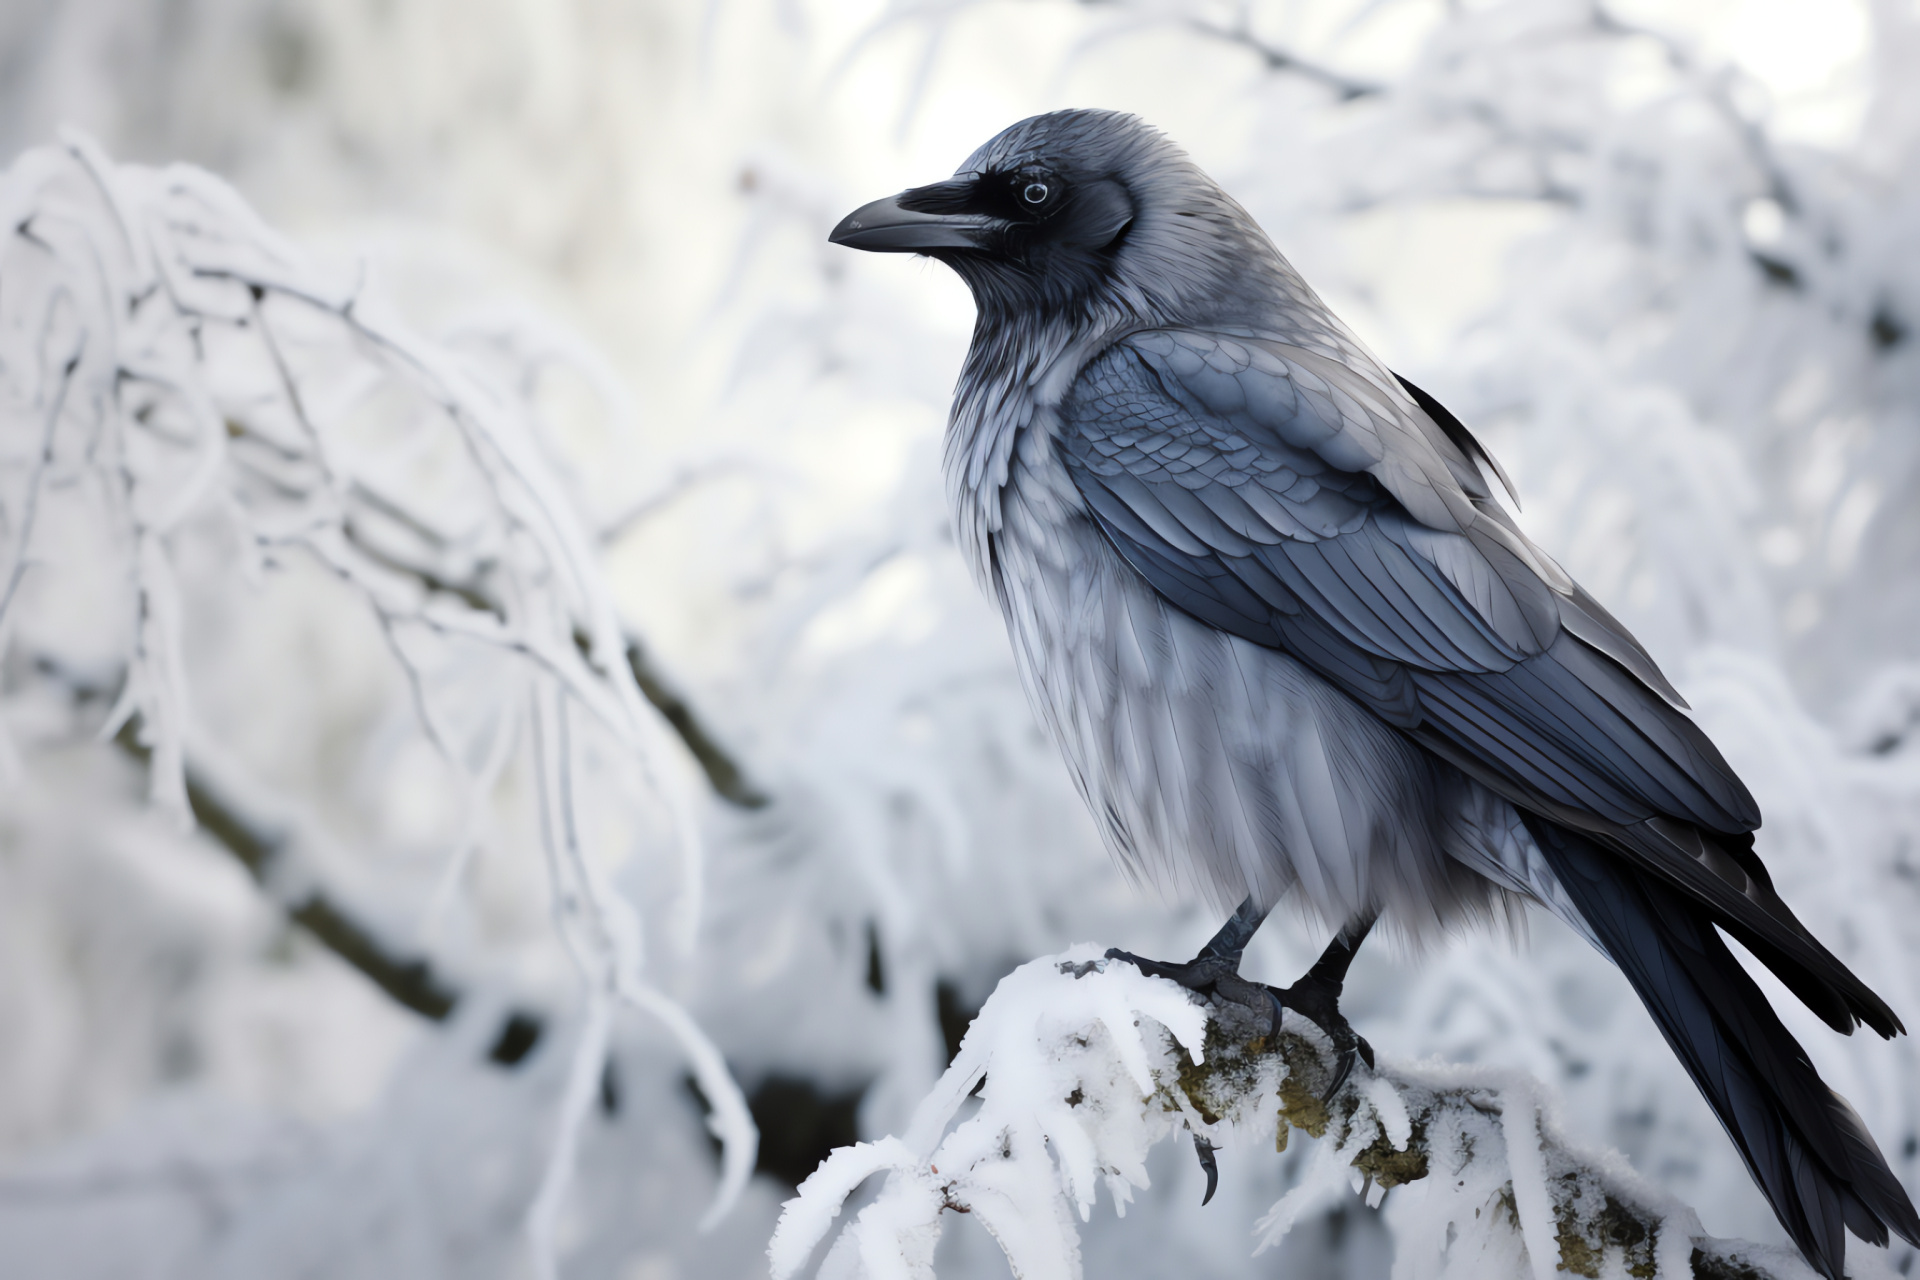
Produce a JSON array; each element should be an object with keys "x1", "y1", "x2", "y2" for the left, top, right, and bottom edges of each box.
[
  {"x1": 1107, "y1": 902, "x2": 1379, "y2": 1111},
  {"x1": 1192, "y1": 1132, "x2": 1218, "y2": 1205},
  {"x1": 1102, "y1": 948, "x2": 1278, "y2": 1038},
  {"x1": 1106, "y1": 942, "x2": 1370, "y2": 1196},
  {"x1": 1103, "y1": 933, "x2": 1259, "y2": 1210},
  {"x1": 1267, "y1": 969, "x2": 1374, "y2": 1101}
]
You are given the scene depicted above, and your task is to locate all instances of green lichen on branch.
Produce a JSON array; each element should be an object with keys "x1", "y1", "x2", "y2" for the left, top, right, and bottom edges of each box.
[
  {"x1": 1351, "y1": 1115, "x2": 1430, "y2": 1190},
  {"x1": 1170, "y1": 1001, "x2": 1274, "y2": 1127},
  {"x1": 1274, "y1": 1030, "x2": 1338, "y2": 1141},
  {"x1": 1553, "y1": 1172, "x2": 1657, "y2": 1279},
  {"x1": 1134, "y1": 984, "x2": 1794, "y2": 1280},
  {"x1": 1167, "y1": 1001, "x2": 1377, "y2": 1159}
]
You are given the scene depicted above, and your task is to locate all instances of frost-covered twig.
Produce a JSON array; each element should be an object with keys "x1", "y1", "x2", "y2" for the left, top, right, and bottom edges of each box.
[
  {"x1": 0, "y1": 135, "x2": 756, "y2": 1261},
  {"x1": 33, "y1": 654, "x2": 461, "y2": 1022},
  {"x1": 771, "y1": 947, "x2": 1814, "y2": 1280},
  {"x1": 617, "y1": 635, "x2": 771, "y2": 810},
  {"x1": 343, "y1": 479, "x2": 771, "y2": 809},
  {"x1": 1177, "y1": 11, "x2": 1382, "y2": 101},
  {"x1": 134, "y1": 721, "x2": 461, "y2": 1019},
  {"x1": 1050, "y1": 0, "x2": 1382, "y2": 101},
  {"x1": 1588, "y1": 1, "x2": 1798, "y2": 214}
]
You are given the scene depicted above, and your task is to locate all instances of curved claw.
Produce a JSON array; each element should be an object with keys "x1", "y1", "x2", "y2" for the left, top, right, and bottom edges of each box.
[
  {"x1": 1193, "y1": 1133, "x2": 1219, "y2": 1205},
  {"x1": 1266, "y1": 979, "x2": 1375, "y2": 1100},
  {"x1": 1323, "y1": 1044, "x2": 1360, "y2": 1102}
]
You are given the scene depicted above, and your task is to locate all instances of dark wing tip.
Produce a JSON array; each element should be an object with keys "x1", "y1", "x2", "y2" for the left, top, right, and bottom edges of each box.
[{"x1": 1394, "y1": 373, "x2": 1522, "y2": 510}]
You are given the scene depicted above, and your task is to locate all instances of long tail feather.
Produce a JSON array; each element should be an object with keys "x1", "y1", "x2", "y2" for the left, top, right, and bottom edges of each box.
[{"x1": 1526, "y1": 818, "x2": 1920, "y2": 1279}]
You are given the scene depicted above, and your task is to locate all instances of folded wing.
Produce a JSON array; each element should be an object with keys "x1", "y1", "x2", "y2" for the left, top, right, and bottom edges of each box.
[{"x1": 1058, "y1": 329, "x2": 1900, "y2": 1037}]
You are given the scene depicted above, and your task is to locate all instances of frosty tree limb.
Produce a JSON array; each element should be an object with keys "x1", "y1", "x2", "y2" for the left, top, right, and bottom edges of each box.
[
  {"x1": 1084, "y1": 0, "x2": 1802, "y2": 240},
  {"x1": 342, "y1": 482, "x2": 770, "y2": 809},
  {"x1": 1587, "y1": 1, "x2": 1798, "y2": 214},
  {"x1": 614, "y1": 633, "x2": 770, "y2": 809},
  {"x1": 1051, "y1": 1, "x2": 1381, "y2": 101},
  {"x1": 771, "y1": 948, "x2": 1812, "y2": 1280},
  {"x1": 0, "y1": 135, "x2": 758, "y2": 1253},
  {"x1": 70, "y1": 636, "x2": 755, "y2": 1235},
  {"x1": 1175, "y1": 12, "x2": 1382, "y2": 101},
  {"x1": 102, "y1": 706, "x2": 461, "y2": 1020},
  {"x1": 855, "y1": 0, "x2": 1383, "y2": 132}
]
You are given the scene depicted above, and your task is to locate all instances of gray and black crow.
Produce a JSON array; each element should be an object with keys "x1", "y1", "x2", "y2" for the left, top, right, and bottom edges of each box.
[{"x1": 830, "y1": 109, "x2": 1918, "y2": 1276}]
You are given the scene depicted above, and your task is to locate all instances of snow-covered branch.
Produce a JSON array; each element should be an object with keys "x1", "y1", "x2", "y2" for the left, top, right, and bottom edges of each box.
[
  {"x1": 0, "y1": 135, "x2": 756, "y2": 1261},
  {"x1": 772, "y1": 947, "x2": 1816, "y2": 1280},
  {"x1": 127, "y1": 715, "x2": 463, "y2": 1019}
]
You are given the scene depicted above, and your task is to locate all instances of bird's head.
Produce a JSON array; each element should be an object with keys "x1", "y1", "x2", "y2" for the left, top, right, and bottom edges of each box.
[{"x1": 830, "y1": 110, "x2": 1284, "y2": 326}]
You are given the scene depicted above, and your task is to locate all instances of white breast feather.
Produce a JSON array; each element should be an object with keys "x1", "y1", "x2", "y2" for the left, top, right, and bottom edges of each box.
[{"x1": 949, "y1": 365, "x2": 1538, "y2": 943}]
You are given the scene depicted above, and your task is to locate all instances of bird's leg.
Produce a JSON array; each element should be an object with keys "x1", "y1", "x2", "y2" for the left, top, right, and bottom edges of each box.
[
  {"x1": 1106, "y1": 896, "x2": 1277, "y2": 1203},
  {"x1": 1105, "y1": 902, "x2": 1379, "y2": 1198},
  {"x1": 1104, "y1": 895, "x2": 1276, "y2": 1021},
  {"x1": 1106, "y1": 902, "x2": 1378, "y2": 1098},
  {"x1": 1267, "y1": 914, "x2": 1377, "y2": 1101}
]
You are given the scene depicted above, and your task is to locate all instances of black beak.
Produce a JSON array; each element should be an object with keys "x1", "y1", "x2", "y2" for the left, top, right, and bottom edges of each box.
[{"x1": 829, "y1": 181, "x2": 996, "y2": 253}]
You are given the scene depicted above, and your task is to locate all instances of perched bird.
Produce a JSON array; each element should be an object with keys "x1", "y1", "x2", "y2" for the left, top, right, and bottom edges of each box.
[{"x1": 830, "y1": 110, "x2": 1918, "y2": 1277}]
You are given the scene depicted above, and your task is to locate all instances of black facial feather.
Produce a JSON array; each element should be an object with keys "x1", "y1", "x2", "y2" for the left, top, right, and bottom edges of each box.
[{"x1": 903, "y1": 168, "x2": 1136, "y2": 319}]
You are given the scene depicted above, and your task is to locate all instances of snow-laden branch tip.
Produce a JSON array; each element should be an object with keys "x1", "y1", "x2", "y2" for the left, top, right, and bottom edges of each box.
[
  {"x1": 771, "y1": 946, "x2": 1816, "y2": 1280},
  {"x1": 0, "y1": 136, "x2": 755, "y2": 1255}
]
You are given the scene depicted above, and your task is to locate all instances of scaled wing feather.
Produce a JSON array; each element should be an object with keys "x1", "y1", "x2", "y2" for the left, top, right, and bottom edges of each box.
[{"x1": 1057, "y1": 329, "x2": 1900, "y2": 1037}]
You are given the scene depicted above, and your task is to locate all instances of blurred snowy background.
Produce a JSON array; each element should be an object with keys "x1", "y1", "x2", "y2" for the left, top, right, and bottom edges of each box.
[{"x1": 1, "y1": 0, "x2": 1918, "y2": 1277}]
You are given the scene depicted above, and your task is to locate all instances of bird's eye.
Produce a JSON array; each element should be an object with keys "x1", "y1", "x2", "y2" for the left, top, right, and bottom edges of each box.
[{"x1": 1022, "y1": 182, "x2": 1050, "y2": 205}]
